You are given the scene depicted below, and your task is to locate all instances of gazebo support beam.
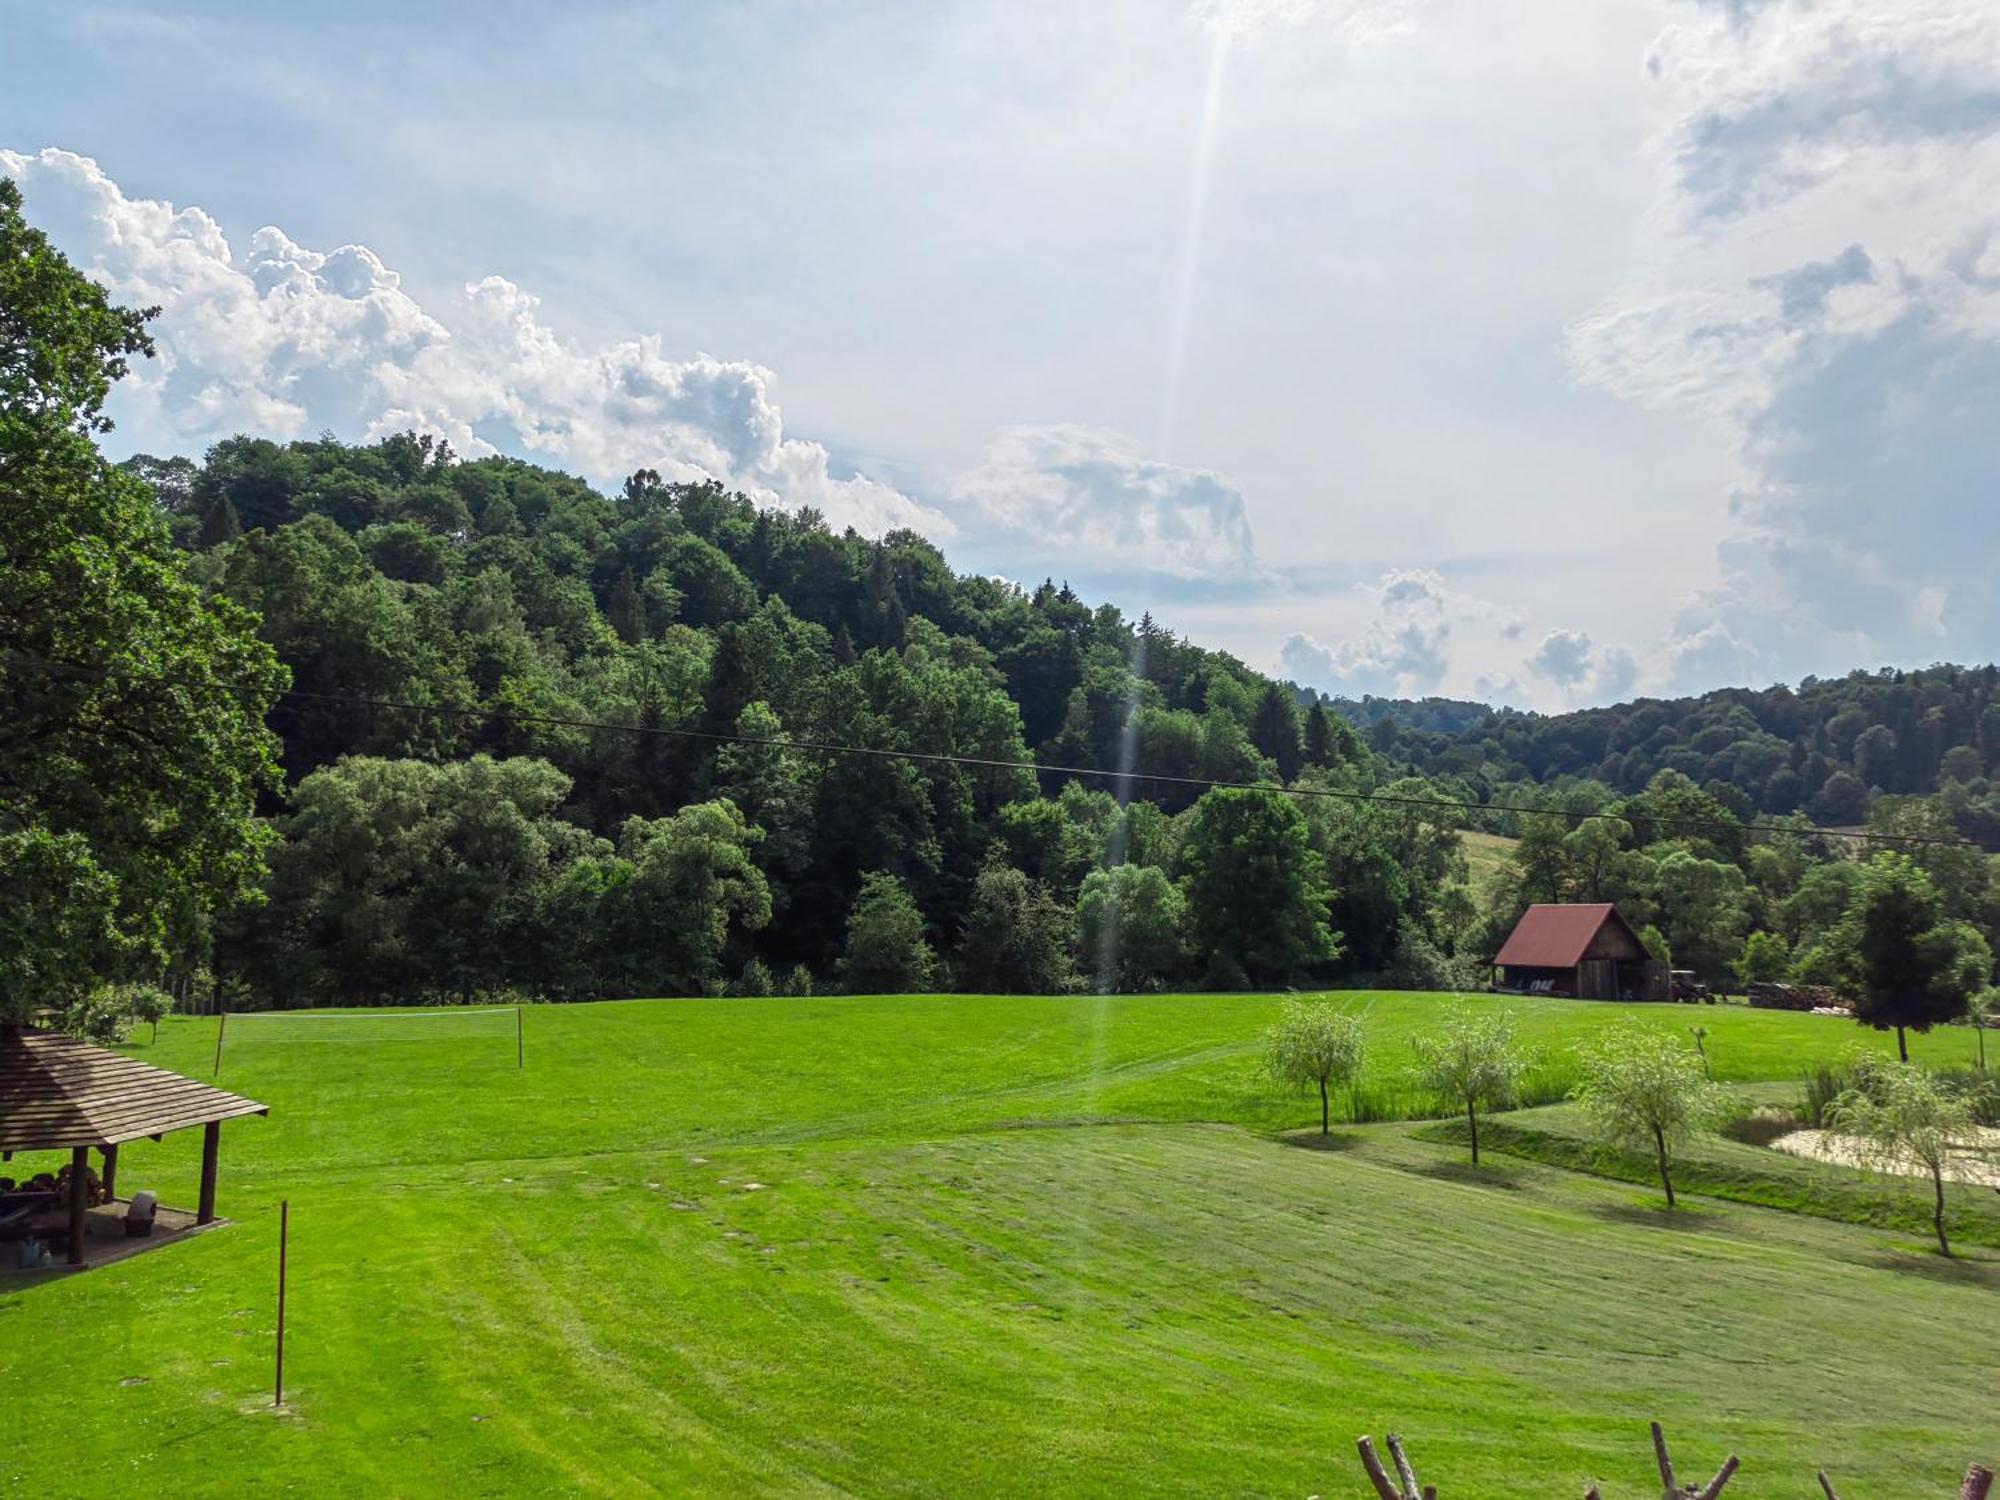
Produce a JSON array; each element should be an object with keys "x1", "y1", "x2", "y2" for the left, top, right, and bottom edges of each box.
[
  {"x1": 197, "y1": 1120, "x2": 221, "y2": 1224},
  {"x1": 100, "y1": 1142, "x2": 118, "y2": 1200},
  {"x1": 67, "y1": 1145, "x2": 89, "y2": 1266}
]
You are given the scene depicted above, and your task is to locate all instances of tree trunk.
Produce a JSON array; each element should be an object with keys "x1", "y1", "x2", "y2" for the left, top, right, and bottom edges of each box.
[
  {"x1": 1653, "y1": 1124, "x2": 1675, "y2": 1209},
  {"x1": 1319, "y1": 1078, "x2": 1329, "y2": 1135},
  {"x1": 1932, "y1": 1166, "x2": 1951, "y2": 1257},
  {"x1": 1467, "y1": 1101, "x2": 1480, "y2": 1165},
  {"x1": 1897, "y1": 1025, "x2": 1909, "y2": 1063}
]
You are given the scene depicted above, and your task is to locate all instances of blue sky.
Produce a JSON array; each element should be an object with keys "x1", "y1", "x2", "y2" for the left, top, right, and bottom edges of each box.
[{"x1": 4, "y1": 0, "x2": 1996, "y2": 709}]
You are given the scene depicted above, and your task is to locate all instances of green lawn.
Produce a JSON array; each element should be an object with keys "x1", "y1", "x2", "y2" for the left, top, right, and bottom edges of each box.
[{"x1": 2, "y1": 991, "x2": 1992, "y2": 1497}]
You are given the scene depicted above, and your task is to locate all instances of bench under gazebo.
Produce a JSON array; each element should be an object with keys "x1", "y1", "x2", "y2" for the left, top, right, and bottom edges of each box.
[{"x1": 1, "y1": 1025, "x2": 267, "y2": 1267}]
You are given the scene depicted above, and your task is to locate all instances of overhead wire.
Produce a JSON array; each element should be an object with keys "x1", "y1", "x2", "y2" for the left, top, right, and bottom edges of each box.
[{"x1": 6, "y1": 646, "x2": 1976, "y2": 849}]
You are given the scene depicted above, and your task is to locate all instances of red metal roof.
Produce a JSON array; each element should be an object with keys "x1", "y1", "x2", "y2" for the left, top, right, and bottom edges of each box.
[{"x1": 1492, "y1": 903, "x2": 1636, "y2": 969}]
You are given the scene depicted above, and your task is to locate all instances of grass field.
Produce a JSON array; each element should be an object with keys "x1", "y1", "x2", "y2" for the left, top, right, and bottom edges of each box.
[
  {"x1": 2, "y1": 991, "x2": 1993, "y2": 1497},
  {"x1": 1458, "y1": 829, "x2": 1520, "y2": 885}
]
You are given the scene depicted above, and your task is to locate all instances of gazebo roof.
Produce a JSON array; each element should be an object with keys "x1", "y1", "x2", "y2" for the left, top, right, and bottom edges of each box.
[{"x1": 0, "y1": 1026, "x2": 266, "y2": 1153}]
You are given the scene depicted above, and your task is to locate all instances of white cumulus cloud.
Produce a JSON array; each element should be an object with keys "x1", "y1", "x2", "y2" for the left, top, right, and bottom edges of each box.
[
  {"x1": 1526, "y1": 630, "x2": 1642, "y2": 701},
  {"x1": 1568, "y1": 0, "x2": 2000, "y2": 687},
  {"x1": 0, "y1": 147, "x2": 949, "y2": 539},
  {"x1": 949, "y1": 424, "x2": 1261, "y2": 581},
  {"x1": 1281, "y1": 568, "x2": 1453, "y2": 697}
]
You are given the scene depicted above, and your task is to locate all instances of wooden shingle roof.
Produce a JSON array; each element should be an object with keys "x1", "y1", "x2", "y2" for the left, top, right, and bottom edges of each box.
[{"x1": 0, "y1": 1027, "x2": 266, "y2": 1152}]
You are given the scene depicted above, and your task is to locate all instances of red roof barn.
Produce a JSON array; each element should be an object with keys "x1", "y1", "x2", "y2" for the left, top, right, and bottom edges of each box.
[{"x1": 1492, "y1": 903, "x2": 1666, "y2": 1001}]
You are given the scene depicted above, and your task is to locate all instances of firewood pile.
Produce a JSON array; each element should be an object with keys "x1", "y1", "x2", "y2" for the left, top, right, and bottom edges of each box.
[
  {"x1": 1746, "y1": 981, "x2": 1848, "y2": 1013},
  {"x1": 1352, "y1": 1423, "x2": 1993, "y2": 1500}
]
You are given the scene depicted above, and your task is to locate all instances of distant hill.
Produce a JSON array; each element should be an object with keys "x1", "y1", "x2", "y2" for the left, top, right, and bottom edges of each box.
[{"x1": 1376, "y1": 665, "x2": 2000, "y2": 842}]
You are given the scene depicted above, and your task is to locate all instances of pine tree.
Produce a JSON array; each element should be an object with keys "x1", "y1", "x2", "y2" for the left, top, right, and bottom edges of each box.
[
  {"x1": 1304, "y1": 701, "x2": 1335, "y2": 767},
  {"x1": 607, "y1": 565, "x2": 644, "y2": 644},
  {"x1": 1251, "y1": 683, "x2": 1305, "y2": 782}
]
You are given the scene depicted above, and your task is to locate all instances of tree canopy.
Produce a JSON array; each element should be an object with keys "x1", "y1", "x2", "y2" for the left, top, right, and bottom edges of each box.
[{"x1": 1, "y1": 177, "x2": 284, "y2": 1019}]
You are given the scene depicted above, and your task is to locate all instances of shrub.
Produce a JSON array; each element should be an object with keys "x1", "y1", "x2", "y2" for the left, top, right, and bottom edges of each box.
[
  {"x1": 60, "y1": 985, "x2": 135, "y2": 1043},
  {"x1": 1385, "y1": 922, "x2": 1486, "y2": 993},
  {"x1": 732, "y1": 959, "x2": 775, "y2": 998}
]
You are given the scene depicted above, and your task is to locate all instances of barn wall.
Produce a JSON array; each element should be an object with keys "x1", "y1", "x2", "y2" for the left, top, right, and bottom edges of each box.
[{"x1": 1583, "y1": 925, "x2": 1646, "y2": 962}]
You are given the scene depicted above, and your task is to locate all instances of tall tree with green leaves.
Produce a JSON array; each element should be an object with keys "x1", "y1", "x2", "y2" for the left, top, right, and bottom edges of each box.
[
  {"x1": 1250, "y1": 682, "x2": 1305, "y2": 782},
  {"x1": 1179, "y1": 788, "x2": 1339, "y2": 987},
  {"x1": 1076, "y1": 863, "x2": 1187, "y2": 993},
  {"x1": 954, "y1": 860, "x2": 1074, "y2": 994},
  {"x1": 0, "y1": 176, "x2": 284, "y2": 1018},
  {"x1": 616, "y1": 799, "x2": 772, "y2": 996},
  {"x1": 1849, "y1": 853, "x2": 1985, "y2": 1061},
  {"x1": 1302, "y1": 700, "x2": 1336, "y2": 768},
  {"x1": 839, "y1": 872, "x2": 935, "y2": 994}
]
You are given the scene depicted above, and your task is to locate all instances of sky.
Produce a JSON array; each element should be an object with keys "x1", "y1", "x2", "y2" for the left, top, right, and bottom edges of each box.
[{"x1": 3, "y1": 0, "x2": 1996, "y2": 712}]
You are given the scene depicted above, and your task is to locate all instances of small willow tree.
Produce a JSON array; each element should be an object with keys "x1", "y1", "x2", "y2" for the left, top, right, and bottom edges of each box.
[
  {"x1": 1571, "y1": 1027, "x2": 1730, "y2": 1209},
  {"x1": 1413, "y1": 1005, "x2": 1526, "y2": 1164},
  {"x1": 1827, "y1": 1063, "x2": 1984, "y2": 1257},
  {"x1": 1266, "y1": 1000, "x2": 1365, "y2": 1134}
]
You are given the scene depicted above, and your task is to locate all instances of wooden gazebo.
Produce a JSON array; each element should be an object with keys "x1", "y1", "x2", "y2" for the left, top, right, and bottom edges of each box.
[{"x1": 0, "y1": 1026, "x2": 267, "y2": 1265}]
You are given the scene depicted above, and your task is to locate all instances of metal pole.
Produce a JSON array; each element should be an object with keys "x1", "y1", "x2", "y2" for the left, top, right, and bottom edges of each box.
[
  {"x1": 517, "y1": 1004, "x2": 524, "y2": 1070},
  {"x1": 275, "y1": 1199, "x2": 289, "y2": 1407},
  {"x1": 213, "y1": 1010, "x2": 227, "y2": 1078}
]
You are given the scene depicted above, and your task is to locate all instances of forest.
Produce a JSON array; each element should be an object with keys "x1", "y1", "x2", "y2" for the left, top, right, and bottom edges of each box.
[
  {"x1": 1349, "y1": 667, "x2": 2000, "y2": 845},
  {"x1": 6, "y1": 172, "x2": 1996, "y2": 1032},
  {"x1": 111, "y1": 431, "x2": 1490, "y2": 1007}
]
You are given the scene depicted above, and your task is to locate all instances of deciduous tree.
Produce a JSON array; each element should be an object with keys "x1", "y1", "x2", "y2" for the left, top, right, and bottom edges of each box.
[
  {"x1": 1571, "y1": 1027, "x2": 1729, "y2": 1208},
  {"x1": 1413, "y1": 1005, "x2": 1526, "y2": 1163},
  {"x1": 840, "y1": 872, "x2": 935, "y2": 994},
  {"x1": 1075, "y1": 863, "x2": 1186, "y2": 993},
  {"x1": 1828, "y1": 1063, "x2": 1984, "y2": 1256},
  {"x1": 1265, "y1": 1000, "x2": 1364, "y2": 1135},
  {"x1": 0, "y1": 177, "x2": 284, "y2": 1017},
  {"x1": 1179, "y1": 789, "x2": 1339, "y2": 987}
]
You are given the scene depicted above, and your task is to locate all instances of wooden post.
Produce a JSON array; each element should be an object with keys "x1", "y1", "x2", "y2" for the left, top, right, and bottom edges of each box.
[
  {"x1": 100, "y1": 1143, "x2": 119, "y2": 1201},
  {"x1": 275, "y1": 1199, "x2": 289, "y2": 1407},
  {"x1": 1964, "y1": 1465, "x2": 1995, "y2": 1500},
  {"x1": 66, "y1": 1145, "x2": 89, "y2": 1266},
  {"x1": 197, "y1": 1120, "x2": 221, "y2": 1224},
  {"x1": 516, "y1": 1004, "x2": 524, "y2": 1070},
  {"x1": 214, "y1": 1010, "x2": 227, "y2": 1078}
]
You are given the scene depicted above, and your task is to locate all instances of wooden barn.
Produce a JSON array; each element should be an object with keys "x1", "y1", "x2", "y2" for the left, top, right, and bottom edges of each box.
[{"x1": 1491, "y1": 902, "x2": 1668, "y2": 1001}]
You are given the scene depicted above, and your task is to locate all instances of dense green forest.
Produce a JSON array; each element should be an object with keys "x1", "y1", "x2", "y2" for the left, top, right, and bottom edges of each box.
[
  {"x1": 4, "y1": 172, "x2": 1996, "y2": 1041},
  {"x1": 1340, "y1": 670, "x2": 2000, "y2": 845},
  {"x1": 121, "y1": 431, "x2": 1494, "y2": 1006}
]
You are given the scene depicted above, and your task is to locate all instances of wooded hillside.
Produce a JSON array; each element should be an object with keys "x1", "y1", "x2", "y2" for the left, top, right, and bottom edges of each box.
[
  {"x1": 108, "y1": 434, "x2": 1490, "y2": 1006},
  {"x1": 1338, "y1": 669, "x2": 2000, "y2": 847}
]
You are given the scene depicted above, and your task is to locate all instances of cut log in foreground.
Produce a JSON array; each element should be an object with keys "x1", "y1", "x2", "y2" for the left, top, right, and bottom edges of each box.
[
  {"x1": 1356, "y1": 1425, "x2": 1993, "y2": 1499},
  {"x1": 1819, "y1": 1464, "x2": 1995, "y2": 1500}
]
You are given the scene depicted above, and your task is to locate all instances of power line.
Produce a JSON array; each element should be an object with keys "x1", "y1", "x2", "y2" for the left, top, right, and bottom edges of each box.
[
  {"x1": 269, "y1": 686, "x2": 1967, "y2": 850},
  {"x1": 6, "y1": 647, "x2": 1976, "y2": 849}
]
